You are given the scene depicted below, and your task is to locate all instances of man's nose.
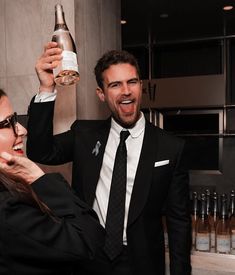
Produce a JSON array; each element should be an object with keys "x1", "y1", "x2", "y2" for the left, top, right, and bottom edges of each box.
[{"x1": 122, "y1": 83, "x2": 131, "y2": 95}]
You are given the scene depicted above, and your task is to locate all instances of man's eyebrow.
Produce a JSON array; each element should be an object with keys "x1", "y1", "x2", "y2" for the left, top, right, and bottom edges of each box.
[
  {"x1": 107, "y1": 78, "x2": 139, "y2": 88},
  {"x1": 127, "y1": 77, "x2": 139, "y2": 82}
]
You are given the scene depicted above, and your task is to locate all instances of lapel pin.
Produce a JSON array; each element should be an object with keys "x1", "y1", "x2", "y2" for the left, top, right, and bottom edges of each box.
[{"x1": 92, "y1": 141, "x2": 101, "y2": 156}]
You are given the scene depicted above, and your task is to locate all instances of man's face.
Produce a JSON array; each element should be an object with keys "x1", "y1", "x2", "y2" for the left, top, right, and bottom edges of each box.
[
  {"x1": 96, "y1": 63, "x2": 142, "y2": 128},
  {"x1": 0, "y1": 96, "x2": 27, "y2": 158}
]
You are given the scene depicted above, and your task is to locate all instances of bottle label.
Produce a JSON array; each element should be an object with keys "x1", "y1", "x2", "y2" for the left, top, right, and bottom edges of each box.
[
  {"x1": 192, "y1": 230, "x2": 195, "y2": 246},
  {"x1": 196, "y1": 233, "x2": 210, "y2": 251},
  {"x1": 61, "y1": 50, "x2": 79, "y2": 72},
  {"x1": 211, "y1": 231, "x2": 215, "y2": 248},
  {"x1": 232, "y1": 230, "x2": 235, "y2": 249},
  {"x1": 53, "y1": 50, "x2": 79, "y2": 77},
  {"x1": 164, "y1": 232, "x2": 168, "y2": 248},
  {"x1": 216, "y1": 235, "x2": 231, "y2": 253}
]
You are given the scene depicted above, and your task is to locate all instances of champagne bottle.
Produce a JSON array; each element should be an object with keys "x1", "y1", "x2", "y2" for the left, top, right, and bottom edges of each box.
[
  {"x1": 195, "y1": 193, "x2": 211, "y2": 252},
  {"x1": 228, "y1": 190, "x2": 235, "y2": 218},
  {"x1": 162, "y1": 215, "x2": 168, "y2": 250},
  {"x1": 191, "y1": 191, "x2": 199, "y2": 250},
  {"x1": 205, "y1": 189, "x2": 213, "y2": 224},
  {"x1": 52, "y1": 4, "x2": 79, "y2": 86},
  {"x1": 210, "y1": 192, "x2": 219, "y2": 252},
  {"x1": 216, "y1": 193, "x2": 231, "y2": 254},
  {"x1": 229, "y1": 190, "x2": 235, "y2": 254}
]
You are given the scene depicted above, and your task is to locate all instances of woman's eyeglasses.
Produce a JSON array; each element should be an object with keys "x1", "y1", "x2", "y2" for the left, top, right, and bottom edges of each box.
[{"x1": 0, "y1": 112, "x2": 18, "y2": 136}]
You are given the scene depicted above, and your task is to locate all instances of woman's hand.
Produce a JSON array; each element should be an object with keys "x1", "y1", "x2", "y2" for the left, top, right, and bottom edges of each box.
[{"x1": 0, "y1": 152, "x2": 45, "y2": 185}]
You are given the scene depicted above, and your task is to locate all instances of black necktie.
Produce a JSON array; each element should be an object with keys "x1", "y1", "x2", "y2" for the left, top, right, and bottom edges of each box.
[{"x1": 104, "y1": 130, "x2": 130, "y2": 260}]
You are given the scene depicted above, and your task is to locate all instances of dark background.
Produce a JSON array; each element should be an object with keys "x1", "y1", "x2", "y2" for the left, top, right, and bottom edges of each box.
[{"x1": 121, "y1": 0, "x2": 235, "y2": 196}]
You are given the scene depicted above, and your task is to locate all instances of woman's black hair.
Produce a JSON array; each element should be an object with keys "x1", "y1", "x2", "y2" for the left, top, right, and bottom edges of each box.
[{"x1": 0, "y1": 89, "x2": 57, "y2": 220}]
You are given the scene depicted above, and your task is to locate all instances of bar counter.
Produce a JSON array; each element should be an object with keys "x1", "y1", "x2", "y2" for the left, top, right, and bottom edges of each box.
[{"x1": 165, "y1": 251, "x2": 235, "y2": 274}]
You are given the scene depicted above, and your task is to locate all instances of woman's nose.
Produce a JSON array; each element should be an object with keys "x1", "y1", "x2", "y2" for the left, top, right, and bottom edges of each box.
[{"x1": 16, "y1": 122, "x2": 27, "y2": 137}]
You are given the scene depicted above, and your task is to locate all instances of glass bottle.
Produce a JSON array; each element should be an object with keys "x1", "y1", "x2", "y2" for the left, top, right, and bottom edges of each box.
[
  {"x1": 195, "y1": 193, "x2": 211, "y2": 252},
  {"x1": 216, "y1": 193, "x2": 231, "y2": 254},
  {"x1": 210, "y1": 192, "x2": 219, "y2": 252},
  {"x1": 191, "y1": 191, "x2": 199, "y2": 250},
  {"x1": 162, "y1": 215, "x2": 168, "y2": 250},
  {"x1": 52, "y1": 4, "x2": 79, "y2": 86},
  {"x1": 229, "y1": 190, "x2": 235, "y2": 254},
  {"x1": 205, "y1": 189, "x2": 212, "y2": 224},
  {"x1": 228, "y1": 190, "x2": 235, "y2": 218}
]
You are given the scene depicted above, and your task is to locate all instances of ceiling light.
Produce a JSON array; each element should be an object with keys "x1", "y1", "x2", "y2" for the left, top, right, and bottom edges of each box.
[
  {"x1": 121, "y1": 20, "x2": 127, "y2": 25},
  {"x1": 160, "y1": 13, "x2": 169, "y2": 18},
  {"x1": 223, "y1": 5, "x2": 233, "y2": 11}
]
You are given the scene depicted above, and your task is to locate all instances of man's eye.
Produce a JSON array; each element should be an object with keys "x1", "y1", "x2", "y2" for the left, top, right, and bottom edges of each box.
[
  {"x1": 110, "y1": 83, "x2": 120, "y2": 88},
  {"x1": 129, "y1": 80, "x2": 138, "y2": 85}
]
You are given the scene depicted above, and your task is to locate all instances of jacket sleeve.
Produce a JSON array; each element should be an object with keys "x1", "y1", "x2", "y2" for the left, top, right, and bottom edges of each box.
[
  {"x1": 166, "y1": 140, "x2": 192, "y2": 275},
  {"x1": 0, "y1": 173, "x2": 104, "y2": 263},
  {"x1": 26, "y1": 98, "x2": 75, "y2": 165}
]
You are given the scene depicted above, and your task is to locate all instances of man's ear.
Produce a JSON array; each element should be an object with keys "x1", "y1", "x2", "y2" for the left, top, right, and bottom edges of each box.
[{"x1": 96, "y1": 87, "x2": 105, "y2": 102}]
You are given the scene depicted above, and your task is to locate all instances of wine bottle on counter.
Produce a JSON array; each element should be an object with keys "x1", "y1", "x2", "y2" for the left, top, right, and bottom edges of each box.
[
  {"x1": 162, "y1": 216, "x2": 168, "y2": 250},
  {"x1": 228, "y1": 190, "x2": 235, "y2": 218},
  {"x1": 195, "y1": 193, "x2": 211, "y2": 252},
  {"x1": 205, "y1": 189, "x2": 212, "y2": 220},
  {"x1": 229, "y1": 190, "x2": 235, "y2": 254},
  {"x1": 216, "y1": 193, "x2": 231, "y2": 254},
  {"x1": 191, "y1": 191, "x2": 199, "y2": 250},
  {"x1": 210, "y1": 192, "x2": 219, "y2": 252},
  {"x1": 52, "y1": 4, "x2": 79, "y2": 86}
]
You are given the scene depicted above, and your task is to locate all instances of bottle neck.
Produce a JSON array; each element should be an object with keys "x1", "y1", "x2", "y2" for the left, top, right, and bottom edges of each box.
[
  {"x1": 206, "y1": 191, "x2": 211, "y2": 215},
  {"x1": 193, "y1": 199, "x2": 198, "y2": 216},
  {"x1": 229, "y1": 195, "x2": 235, "y2": 216},
  {"x1": 200, "y1": 199, "x2": 208, "y2": 219},
  {"x1": 213, "y1": 198, "x2": 219, "y2": 215},
  {"x1": 220, "y1": 194, "x2": 228, "y2": 220},
  {"x1": 54, "y1": 4, "x2": 69, "y2": 31}
]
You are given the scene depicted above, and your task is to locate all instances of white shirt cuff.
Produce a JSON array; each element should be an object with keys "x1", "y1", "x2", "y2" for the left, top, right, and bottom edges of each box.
[{"x1": 34, "y1": 90, "x2": 57, "y2": 102}]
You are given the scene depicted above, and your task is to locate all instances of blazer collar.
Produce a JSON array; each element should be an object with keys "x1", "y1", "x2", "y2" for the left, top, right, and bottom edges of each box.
[
  {"x1": 82, "y1": 118, "x2": 111, "y2": 205},
  {"x1": 127, "y1": 121, "x2": 158, "y2": 227}
]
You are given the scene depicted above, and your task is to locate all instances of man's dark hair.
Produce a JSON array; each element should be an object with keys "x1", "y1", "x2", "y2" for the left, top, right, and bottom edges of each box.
[
  {"x1": 94, "y1": 50, "x2": 141, "y2": 89},
  {"x1": 0, "y1": 89, "x2": 7, "y2": 98}
]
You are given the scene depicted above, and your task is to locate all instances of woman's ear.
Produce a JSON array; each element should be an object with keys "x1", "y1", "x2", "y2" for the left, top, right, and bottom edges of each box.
[{"x1": 96, "y1": 87, "x2": 105, "y2": 102}]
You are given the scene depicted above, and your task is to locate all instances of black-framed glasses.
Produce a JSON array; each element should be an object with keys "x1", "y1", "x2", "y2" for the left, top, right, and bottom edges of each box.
[{"x1": 0, "y1": 112, "x2": 18, "y2": 136}]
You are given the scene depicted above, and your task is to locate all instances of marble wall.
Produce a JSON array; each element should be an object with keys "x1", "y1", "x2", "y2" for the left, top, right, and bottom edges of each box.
[
  {"x1": 75, "y1": 0, "x2": 121, "y2": 119},
  {"x1": 0, "y1": 0, "x2": 76, "y2": 128},
  {"x1": 0, "y1": 0, "x2": 121, "y2": 182}
]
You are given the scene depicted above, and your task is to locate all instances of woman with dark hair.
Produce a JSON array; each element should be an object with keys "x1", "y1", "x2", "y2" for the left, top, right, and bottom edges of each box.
[{"x1": 0, "y1": 89, "x2": 104, "y2": 275}]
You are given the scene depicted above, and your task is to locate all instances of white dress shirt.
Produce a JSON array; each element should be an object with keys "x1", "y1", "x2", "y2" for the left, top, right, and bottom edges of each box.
[
  {"x1": 93, "y1": 114, "x2": 145, "y2": 244},
  {"x1": 34, "y1": 91, "x2": 57, "y2": 102}
]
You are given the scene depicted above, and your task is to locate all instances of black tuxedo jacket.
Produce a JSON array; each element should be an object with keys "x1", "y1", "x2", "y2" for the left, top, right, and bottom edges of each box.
[
  {"x1": 27, "y1": 100, "x2": 191, "y2": 275},
  {"x1": 0, "y1": 173, "x2": 104, "y2": 275}
]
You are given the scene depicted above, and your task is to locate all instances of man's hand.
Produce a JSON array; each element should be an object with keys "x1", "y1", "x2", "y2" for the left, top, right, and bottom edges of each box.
[
  {"x1": 0, "y1": 152, "x2": 45, "y2": 185},
  {"x1": 35, "y1": 41, "x2": 62, "y2": 93}
]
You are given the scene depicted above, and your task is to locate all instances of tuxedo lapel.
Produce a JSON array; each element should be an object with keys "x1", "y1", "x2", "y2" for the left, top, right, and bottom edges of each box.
[
  {"x1": 82, "y1": 119, "x2": 111, "y2": 205},
  {"x1": 127, "y1": 122, "x2": 158, "y2": 227}
]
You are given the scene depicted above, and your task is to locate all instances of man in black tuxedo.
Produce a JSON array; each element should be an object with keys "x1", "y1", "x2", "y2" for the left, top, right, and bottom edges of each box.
[{"x1": 27, "y1": 42, "x2": 192, "y2": 275}]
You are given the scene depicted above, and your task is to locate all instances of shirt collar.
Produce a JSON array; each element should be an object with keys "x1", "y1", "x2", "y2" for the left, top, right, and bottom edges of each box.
[{"x1": 111, "y1": 112, "x2": 145, "y2": 139}]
